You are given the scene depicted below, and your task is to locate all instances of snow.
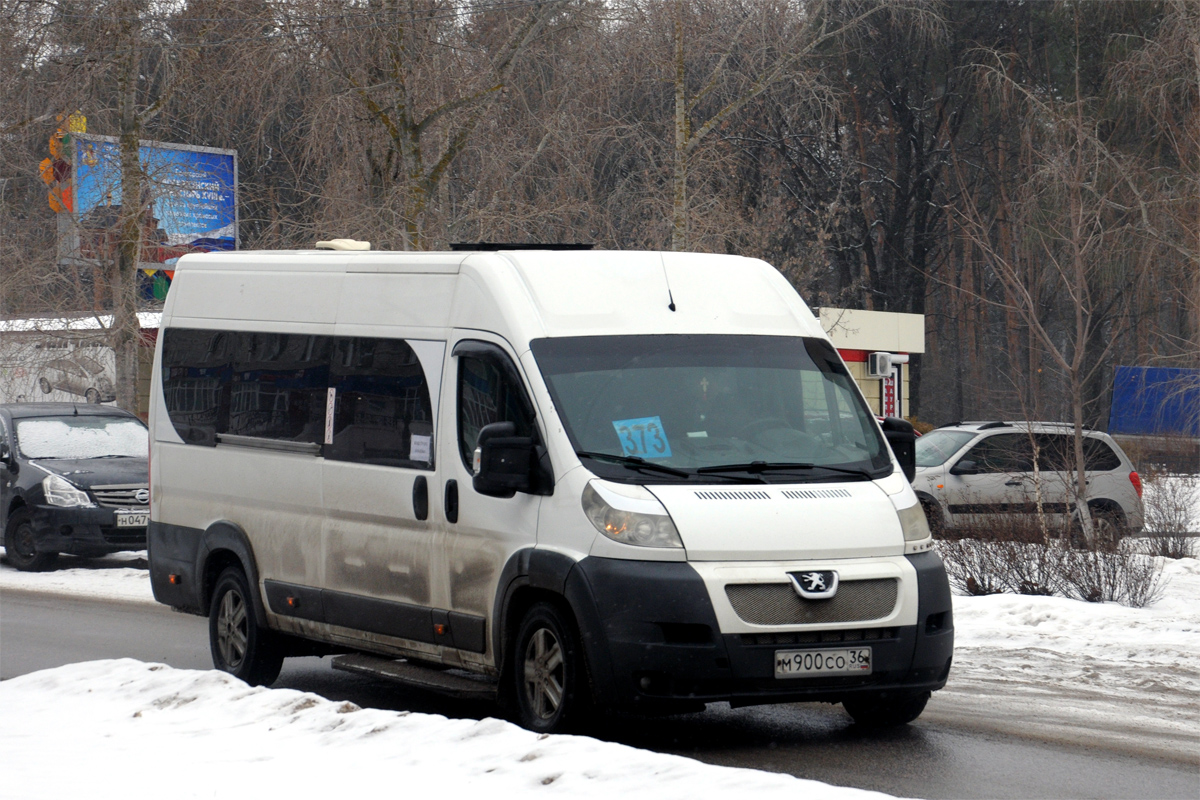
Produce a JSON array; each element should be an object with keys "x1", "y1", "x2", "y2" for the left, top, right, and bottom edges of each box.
[
  {"x1": 937, "y1": 557, "x2": 1200, "y2": 755},
  {"x1": 0, "y1": 660, "x2": 897, "y2": 800}
]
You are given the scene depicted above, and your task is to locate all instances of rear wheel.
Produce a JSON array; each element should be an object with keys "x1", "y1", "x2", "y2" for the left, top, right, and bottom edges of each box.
[
  {"x1": 4, "y1": 509, "x2": 58, "y2": 571},
  {"x1": 511, "y1": 601, "x2": 591, "y2": 733},
  {"x1": 208, "y1": 566, "x2": 284, "y2": 686},
  {"x1": 842, "y1": 690, "x2": 930, "y2": 727}
]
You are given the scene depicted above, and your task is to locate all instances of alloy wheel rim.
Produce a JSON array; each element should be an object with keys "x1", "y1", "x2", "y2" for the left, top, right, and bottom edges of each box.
[
  {"x1": 523, "y1": 627, "x2": 564, "y2": 720},
  {"x1": 216, "y1": 588, "x2": 249, "y2": 669}
]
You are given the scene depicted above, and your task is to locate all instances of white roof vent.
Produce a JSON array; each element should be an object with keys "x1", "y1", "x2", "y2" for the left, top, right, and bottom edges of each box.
[{"x1": 315, "y1": 238, "x2": 371, "y2": 251}]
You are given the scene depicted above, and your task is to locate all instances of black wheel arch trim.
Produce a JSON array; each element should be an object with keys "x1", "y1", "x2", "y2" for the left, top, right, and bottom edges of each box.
[
  {"x1": 197, "y1": 521, "x2": 269, "y2": 629},
  {"x1": 492, "y1": 548, "x2": 579, "y2": 668}
]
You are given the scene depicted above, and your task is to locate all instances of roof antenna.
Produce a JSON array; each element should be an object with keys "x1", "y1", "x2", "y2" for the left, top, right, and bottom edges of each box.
[{"x1": 659, "y1": 254, "x2": 677, "y2": 312}]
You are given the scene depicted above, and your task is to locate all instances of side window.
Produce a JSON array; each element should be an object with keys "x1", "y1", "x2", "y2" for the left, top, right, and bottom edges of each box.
[
  {"x1": 1035, "y1": 433, "x2": 1074, "y2": 472},
  {"x1": 963, "y1": 433, "x2": 1033, "y2": 473},
  {"x1": 1084, "y1": 438, "x2": 1121, "y2": 471},
  {"x1": 457, "y1": 347, "x2": 536, "y2": 470},
  {"x1": 161, "y1": 328, "x2": 234, "y2": 445},
  {"x1": 227, "y1": 333, "x2": 330, "y2": 442},
  {"x1": 326, "y1": 337, "x2": 435, "y2": 469}
]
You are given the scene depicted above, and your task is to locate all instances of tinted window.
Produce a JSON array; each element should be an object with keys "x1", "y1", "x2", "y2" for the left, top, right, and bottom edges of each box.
[
  {"x1": 962, "y1": 433, "x2": 1033, "y2": 473},
  {"x1": 161, "y1": 328, "x2": 234, "y2": 445},
  {"x1": 1032, "y1": 433, "x2": 1121, "y2": 472},
  {"x1": 1084, "y1": 438, "x2": 1122, "y2": 471},
  {"x1": 228, "y1": 333, "x2": 331, "y2": 442},
  {"x1": 326, "y1": 337, "x2": 434, "y2": 469},
  {"x1": 457, "y1": 350, "x2": 535, "y2": 469}
]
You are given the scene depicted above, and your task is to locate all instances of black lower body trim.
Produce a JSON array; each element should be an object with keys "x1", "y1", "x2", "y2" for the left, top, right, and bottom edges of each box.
[{"x1": 265, "y1": 579, "x2": 487, "y2": 654}]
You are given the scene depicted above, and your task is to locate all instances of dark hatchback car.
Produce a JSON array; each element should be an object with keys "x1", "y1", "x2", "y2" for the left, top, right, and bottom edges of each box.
[{"x1": 0, "y1": 403, "x2": 149, "y2": 571}]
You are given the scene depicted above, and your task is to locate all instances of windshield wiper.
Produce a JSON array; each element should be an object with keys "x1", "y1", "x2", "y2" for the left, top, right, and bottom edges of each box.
[
  {"x1": 575, "y1": 451, "x2": 765, "y2": 483},
  {"x1": 87, "y1": 454, "x2": 134, "y2": 459},
  {"x1": 695, "y1": 461, "x2": 875, "y2": 480},
  {"x1": 575, "y1": 451, "x2": 692, "y2": 478}
]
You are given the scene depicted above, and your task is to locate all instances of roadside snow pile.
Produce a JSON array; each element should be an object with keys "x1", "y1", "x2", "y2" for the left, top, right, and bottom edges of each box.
[
  {"x1": 0, "y1": 548, "x2": 151, "y2": 603},
  {"x1": 942, "y1": 556, "x2": 1200, "y2": 757},
  {"x1": 0, "y1": 660, "x2": 896, "y2": 800}
]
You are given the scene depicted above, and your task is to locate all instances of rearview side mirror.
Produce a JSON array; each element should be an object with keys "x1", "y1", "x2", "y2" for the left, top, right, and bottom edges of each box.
[
  {"x1": 880, "y1": 417, "x2": 916, "y2": 482},
  {"x1": 950, "y1": 459, "x2": 979, "y2": 476},
  {"x1": 0, "y1": 442, "x2": 14, "y2": 471},
  {"x1": 472, "y1": 422, "x2": 535, "y2": 498}
]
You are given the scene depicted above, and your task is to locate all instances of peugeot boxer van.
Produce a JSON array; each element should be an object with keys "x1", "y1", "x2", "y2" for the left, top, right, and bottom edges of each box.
[{"x1": 148, "y1": 246, "x2": 952, "y2": 732}]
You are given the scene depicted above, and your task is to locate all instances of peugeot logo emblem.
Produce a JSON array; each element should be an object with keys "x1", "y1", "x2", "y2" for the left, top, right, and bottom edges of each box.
[
  {"x1": 789, "y1": 570, "x2": 838, "y2": 600},
  {"x1": 135, "y1": 489, "x2": 150, "y2": 504}
]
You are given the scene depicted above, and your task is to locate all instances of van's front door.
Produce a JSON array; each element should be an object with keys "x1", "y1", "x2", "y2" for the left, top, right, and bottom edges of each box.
[{"x1": 436, "y1": 333, "x2": 545, "y2": 669}]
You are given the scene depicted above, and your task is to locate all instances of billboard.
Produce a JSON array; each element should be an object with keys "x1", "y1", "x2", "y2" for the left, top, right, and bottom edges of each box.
[{"x1": 67, "y1": 134, "x2": 237, "y2": 269}]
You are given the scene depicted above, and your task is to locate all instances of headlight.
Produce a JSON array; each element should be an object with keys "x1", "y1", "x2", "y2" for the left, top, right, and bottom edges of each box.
[
  {"x1": 897, "y1": 501, "x2": 932, "y2": 552},
  {"x1": 42, "y1": 474, "x2": 94, "y2": 508},
  {"x1": 581, "y1": 482, "x2": 683, "y2": 549}
]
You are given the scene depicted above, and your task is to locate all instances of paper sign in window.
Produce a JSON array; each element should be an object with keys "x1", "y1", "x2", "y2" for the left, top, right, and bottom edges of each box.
[
  {"x1": 409, "y1": 434, "x2": 432, "y2": 463},
  {"x1": 612, "y1": 416, "x2": 672, "y2": 458}
]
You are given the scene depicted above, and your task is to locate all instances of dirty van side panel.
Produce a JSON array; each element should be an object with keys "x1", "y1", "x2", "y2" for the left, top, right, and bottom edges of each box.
[
  {"x1": 320, "y1": 335, "x2": 445, "y2": 619},
  {"x1": 438, "y1": 333, "x2": 545, "y2": 668}
]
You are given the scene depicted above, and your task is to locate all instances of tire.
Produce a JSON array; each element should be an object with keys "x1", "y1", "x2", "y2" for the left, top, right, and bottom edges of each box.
[
  {"x1": 1090, "y1": 506, "x2": 1126, "y2": 552},
  {"x1": 208, "y1": 566, "x2": 284, "y2": 686},
  {"x1": 4, "y1": 509, "x2": 58, "y2": 571},
  {"x1": 510, "y1": 601, "x2": 591, "y2": 733},
  {"x1": 843, "y1": 690, "x2": 930, "y2": 728},
  {"x1": 84, "y1": 388, "x2": 101, "y2": 404},
  {"x1": 38, "y1": 377, "x2": 51, "y2": 394}
]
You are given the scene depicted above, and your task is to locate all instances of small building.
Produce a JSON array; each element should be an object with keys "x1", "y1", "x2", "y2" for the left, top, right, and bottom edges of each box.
[
  {"x1": 818, "y1": 307, "x2": 925, "y2": 419},
  {"x1": 0, "y1": 312, "x2": 160, "y2": 419}
]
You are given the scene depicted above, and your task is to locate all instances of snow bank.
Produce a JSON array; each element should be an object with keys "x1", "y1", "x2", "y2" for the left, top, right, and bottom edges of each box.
[
  {"x1": 0, "y1": 660, "x2": 896, "y2": 800},
  {"x1": 942, "y1": 557, "x2": 1200, "y2": 755},
  {"x1": 0, "y1": 548, "x2": 151, "y2": 604}
]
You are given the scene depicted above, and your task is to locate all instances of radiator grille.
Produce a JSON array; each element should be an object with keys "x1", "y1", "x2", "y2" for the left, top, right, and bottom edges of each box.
[
  {"x1": 91, "y1": 484, "x2": 149, "y2": 509},
  {"x1": 694, "y1": 490, "x2": 771, "y2": 501},
  {"x1": 725, "y1": 579, "x2": 898, "y2": 625},
  {"x1": 741, "y1": 627, "x2": 898, "y2": 646},
  {"x1": 101, "y1": 527, "x2": 147, "y2": 546}
]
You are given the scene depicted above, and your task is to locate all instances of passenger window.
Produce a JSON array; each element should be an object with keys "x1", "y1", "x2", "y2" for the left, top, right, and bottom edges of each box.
[
  {"x1": 1083, "y1": 438, "x2": 1121, "y2": 471},
  {"x1": 228, "y1": 333, "x2": 331, "y2": 443},
  {"x1": 963, "y1": 433, "x2": 1033, "y2": 473},
  {"x1": 457, "y1": 349, "x2": 536, "y2": 470},
  {"x1": 1035, "y1": 434, "x2": 1075, "y2": 472},
  {"x1": 161, "y1": 328, "x2": 235, "y2": 445},
  {"x1": 326, "y1": 337, "x2": 435, "y2": 469}
]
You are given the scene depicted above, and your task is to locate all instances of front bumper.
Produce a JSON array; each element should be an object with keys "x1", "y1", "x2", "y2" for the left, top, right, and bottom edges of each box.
[
  {"x1": 29, "y1": 504, "x2": 148, "y2": 555},
  {"x1": 566, "y1": 551, "x2": 953, "y2": 711}
]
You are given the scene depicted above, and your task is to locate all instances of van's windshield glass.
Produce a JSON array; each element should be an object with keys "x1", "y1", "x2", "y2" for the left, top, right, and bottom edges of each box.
[{"x1": 530, "y1": 335, "x2": 891, "y2": 483}]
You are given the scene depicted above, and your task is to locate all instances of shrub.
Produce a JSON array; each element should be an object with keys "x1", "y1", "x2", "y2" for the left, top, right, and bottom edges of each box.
[{"x1": 1141, "y1": 471, "x2": 1198, "y2": 559}]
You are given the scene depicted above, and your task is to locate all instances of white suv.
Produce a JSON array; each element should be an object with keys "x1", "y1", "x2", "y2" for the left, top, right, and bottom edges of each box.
[{"x1": 912, "y1": 422, "x2": 1144, "y2": 538}]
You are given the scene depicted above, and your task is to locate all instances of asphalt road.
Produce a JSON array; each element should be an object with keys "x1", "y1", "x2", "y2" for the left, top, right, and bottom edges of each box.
[{"x1": 2, "y1": 589, "x2": 1196, "y2": 800}]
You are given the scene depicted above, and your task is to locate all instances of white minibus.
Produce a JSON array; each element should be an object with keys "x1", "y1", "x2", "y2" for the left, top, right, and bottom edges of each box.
[{"x1": 148, "y1": 246, "x2": 952, "y2": 732}]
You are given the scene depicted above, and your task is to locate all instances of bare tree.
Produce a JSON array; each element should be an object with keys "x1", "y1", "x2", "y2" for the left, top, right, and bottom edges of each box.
[{"x1": 952, "y1": 33, "x2": 1148, "y2": 541}]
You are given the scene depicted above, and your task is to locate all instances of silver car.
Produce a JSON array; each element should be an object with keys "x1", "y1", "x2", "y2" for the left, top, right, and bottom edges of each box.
[
  {"x1": 912, "y1": 421, "x2": 1144, "y2": 539},
  {"x1": 38, "y1": 355, "x2": 115, "y2": 404}
]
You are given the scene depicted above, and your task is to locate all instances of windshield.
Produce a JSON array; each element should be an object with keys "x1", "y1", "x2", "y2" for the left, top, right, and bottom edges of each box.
[
  {"x1": 16, "y1": 416, "x2": 148, "y2": 459},
  {"x1": 915, "y1": 429, "x2": 976, "y2": 468},
  {"x1": 530, "y1": 335, "x2": 891, "y2": 483}
]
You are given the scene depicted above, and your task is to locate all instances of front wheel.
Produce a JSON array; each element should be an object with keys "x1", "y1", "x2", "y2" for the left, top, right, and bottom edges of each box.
[
  {"x1": 208, "y1": 567, "x2": 284, "y2": 686},
  {"x1": 843, "y1": 690, "x2": 930, "y2": 728},
  {"x1": 510, "y1": 601, "x2": 591, "y2": 733},
  {"x1": 4, "y1": 509, "x2": 58, "y2": 571}
]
